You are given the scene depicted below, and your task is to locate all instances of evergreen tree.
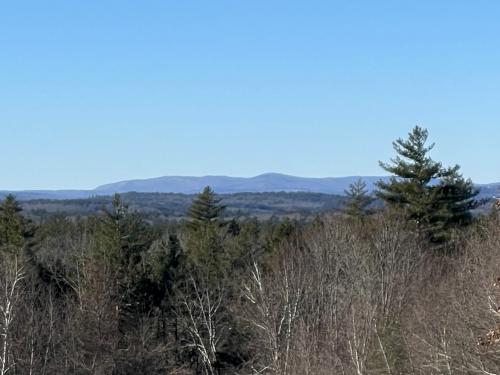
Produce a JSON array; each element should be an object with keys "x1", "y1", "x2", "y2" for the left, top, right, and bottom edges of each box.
[
  {"x1": 186, "y1": 186, "x2": 225, "y2": 231},
  {"x1": 376, "y1": 126, "x2": 479, "y2": 243},
  {"x1": 184, "y1": 187, "x2": 229, "y2": 277},
  {"x1": 344, "y1": 179, "x2": 374, "y2": 217},
  {"x1": 94, "y1": 194, "x2": 156, "y2": 314},
  {"x1": 227, "y1": 219, "x2": 241, "y2": 237},
  {"x1": 0, "y1": 194, "x2": 32, "y2": 254},
  {"x1": 429, "y1": 170, "x2": 482, "y2": 242},
  {"x1": 269, "y1": 218, "x2": 296, "y2": 249},
  {"x1": 97, "y1": 194, "x2": 153, "y2": 264},
  {"x1": 153, "y1": 234, "x2": 185, "y2": 299}
]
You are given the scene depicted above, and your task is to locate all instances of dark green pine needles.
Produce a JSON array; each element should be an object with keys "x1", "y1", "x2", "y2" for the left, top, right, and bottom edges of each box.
[
  {"x1": 187, "y1": 186, "x2": 225, "y2": 230},
  {"x1": 376, "y1": 126, "x2": 480, "y2": 244}
]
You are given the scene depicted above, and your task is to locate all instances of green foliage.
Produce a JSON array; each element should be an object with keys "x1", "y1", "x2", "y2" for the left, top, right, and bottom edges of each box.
[
  {"x1": 96, "y1": 194, "x2": 154, "y2": 262},
  {"x1": 234, "y1": 218, "x2": 262, "y2": 259},
  {"x1": 187, "y1": 186, "x2": 225, "y2": 230},
  {"x1": 271, "y1": 217, "x2": 296, "y2": 245},
  {"x1": 0, "y1": 194, "x2": 32, "y2": 254},
  {"x1": 376, "y1": 126, "x2": 444, "y2": 219},
  {"x1": 429, "y1": 172, "x2": 483, "y2": 242},
  {"x1": 150, "y1": 234, "x2": 186, "y2": 301},
  {"x1": 93, "y1": 194, "x2": 157, "y2": 313},
  {"x1": 184, "y1": 186, "x2": 236, "y2": 280},
  {"x1": 3, "y1": 183, "x2": 500, "y2": 374},
  {"x1": 376, "y1": 126, "x2": 480, "y2": 244},
  {"x1": 344, "y1": 178, "x2": 374, "y2": 217},
  {"x1": 227, "y1": 219, "x2": 241, "y2": 236}
]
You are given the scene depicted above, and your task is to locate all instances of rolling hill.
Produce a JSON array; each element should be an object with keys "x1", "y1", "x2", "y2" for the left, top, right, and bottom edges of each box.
[
  {"x1": 1, "y1": 173, "x2": 499, "y2": 201},
  {"x1": 96, "y1": 173, "x2": 388, "y2": 195}
]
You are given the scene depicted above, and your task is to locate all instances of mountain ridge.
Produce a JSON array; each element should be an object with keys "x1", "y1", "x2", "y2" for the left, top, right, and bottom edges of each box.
[
  {"x1": 1, "y1": 173, "x2": 499, "y2": 200},
  {"x1": 94, "y1": 173, "x2": 388, "y2": 195}
]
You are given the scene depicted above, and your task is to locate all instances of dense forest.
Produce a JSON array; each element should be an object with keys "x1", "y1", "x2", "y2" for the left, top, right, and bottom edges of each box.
[
  {"x1": 1, "y1": 127, "x2": 500, "y2": 375},
  {"x1": 18, "y1": 191, "x2": 348, "y2": 223}
]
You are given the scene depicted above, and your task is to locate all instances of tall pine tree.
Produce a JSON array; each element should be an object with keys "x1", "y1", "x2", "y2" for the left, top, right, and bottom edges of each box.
[
  {"x1": 94, "y1": 194, "x2": 156, "y2": 315},
  {"x1": 0, "y1": 195, "x2": 32, "y2": 255},
  {"x1": 186, "y1": 186, "x2": 225, "y2": 231},
  {"x1": 376, "y1": 126, "x2": 480, "y2": 243},
  {"x1": 184, "y1": 186, "x2": 231, "y2": 280}
]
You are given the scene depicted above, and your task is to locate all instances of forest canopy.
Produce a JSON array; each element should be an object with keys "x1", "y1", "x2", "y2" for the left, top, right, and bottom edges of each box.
[{"x1": 0, "y1": 127, "x2": 499, "y2": 374}]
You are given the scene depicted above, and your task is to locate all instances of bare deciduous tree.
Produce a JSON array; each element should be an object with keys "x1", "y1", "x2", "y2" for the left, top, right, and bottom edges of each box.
[
  {"x1": 0, "y1": 255, "x2": 25, "y2": 375},
  {"x1": 179, "y1": 275, "x2": 226, "y2": 375}
]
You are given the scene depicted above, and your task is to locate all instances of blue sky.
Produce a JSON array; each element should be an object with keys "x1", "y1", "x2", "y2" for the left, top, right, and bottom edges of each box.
[{"x1": 1, "y1": 1, "x2": 499, "y2": 189}]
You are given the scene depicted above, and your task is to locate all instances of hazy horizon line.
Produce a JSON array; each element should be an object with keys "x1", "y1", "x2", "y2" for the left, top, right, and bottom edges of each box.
[{"x1": 1, "y1": 172, "x2": 499, "y2": 192}]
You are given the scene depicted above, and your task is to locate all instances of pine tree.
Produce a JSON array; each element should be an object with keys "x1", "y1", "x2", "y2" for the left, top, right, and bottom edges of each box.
[
  {"x1": 227, "y1": 219, "x2": 241, "y2": 236},
  {"x1": 94, "y1": 194, "x2": 155, "y2": 316},
  {"x1": 163, "y1": 234, "x2": 185, "y2": 296},
  {"x1": 376, "y1": 126, "x2": 479, "y2": 243},
  {"x1": 376, "y1": 126, "x2": 444, "y2": 223},
  {"x1": 187, "y1": 186, "x2": 225, "y2": 231},
  {"x1": 98, "y1": 194, "x2": 153, "y2": 264},
  {"x1": 344, "y1": 179, "x2": 374, "y2": 217},
  {"x1": 184, "y1": 187, "x2": 231, "y2": 280},
  {"x1": 0, "y1": 195, "x2": 31, "y2": 254},
  {"x1": 429, "y1": 170, "x2": 481, "y2": 242}
]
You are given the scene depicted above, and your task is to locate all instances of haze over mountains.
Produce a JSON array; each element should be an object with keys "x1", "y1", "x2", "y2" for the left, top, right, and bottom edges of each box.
[
  {"x1": 95, "y1": 173, "x2": 388, "y2": 195},
  {"x1": 1, "y1": 173, "x2": 499, "y2": 200}
]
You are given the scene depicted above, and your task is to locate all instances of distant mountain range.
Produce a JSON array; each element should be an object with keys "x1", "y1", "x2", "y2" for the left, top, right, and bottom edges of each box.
[
  {"x1": 95, "y1": 173, "x2": 388, "y2": 195},
  {"x1": 1, "y1": 173, "x2": 499, "y2": 200}
]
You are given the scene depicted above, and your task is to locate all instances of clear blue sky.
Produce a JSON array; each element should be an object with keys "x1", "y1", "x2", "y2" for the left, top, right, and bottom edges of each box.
[{"x1": 1, "y1": 1, "x2": 499, "y2": 189}]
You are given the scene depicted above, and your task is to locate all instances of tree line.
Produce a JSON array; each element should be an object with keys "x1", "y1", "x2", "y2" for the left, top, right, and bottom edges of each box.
[
  {"x1": 17, "y1": 191, "x2": 348, "y2": 222},
  {"x1": 0, "y1": 126, "x2": 498, "y2": 374}
]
